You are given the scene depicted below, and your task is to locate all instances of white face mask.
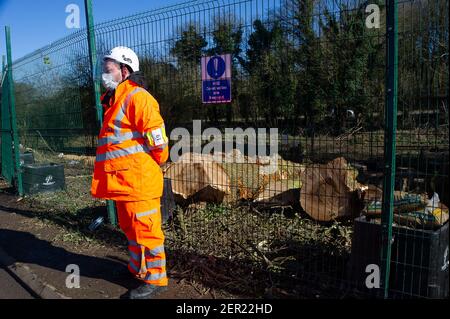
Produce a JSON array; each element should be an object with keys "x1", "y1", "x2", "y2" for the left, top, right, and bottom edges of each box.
[{"x1": 101, "y1": 72, "x2": 119, "y2": 90}]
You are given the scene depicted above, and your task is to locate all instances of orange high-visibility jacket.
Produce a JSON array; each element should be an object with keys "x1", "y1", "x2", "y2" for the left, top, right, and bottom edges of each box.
[{"x1": 91, "y1": 79, "x2": 169, "y2": 201}]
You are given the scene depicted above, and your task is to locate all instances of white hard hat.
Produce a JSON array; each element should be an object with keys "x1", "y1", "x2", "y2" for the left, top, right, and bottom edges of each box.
[{"x1": 104, "y1": 46, "x2": 139, "y2": 72}]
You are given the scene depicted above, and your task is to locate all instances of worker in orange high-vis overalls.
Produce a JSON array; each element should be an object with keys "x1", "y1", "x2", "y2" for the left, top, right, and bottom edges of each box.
[{"x1": 91, "y1": 46, "x2": 169, "y2": 299}]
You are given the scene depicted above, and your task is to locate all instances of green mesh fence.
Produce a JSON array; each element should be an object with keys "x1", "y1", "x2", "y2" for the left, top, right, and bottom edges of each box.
[{"x1": 0, "y1": 0, "x2": 448, "y2": 298}]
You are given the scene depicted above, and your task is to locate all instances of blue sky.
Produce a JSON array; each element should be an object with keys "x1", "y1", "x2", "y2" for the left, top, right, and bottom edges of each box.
[{"x1": 0, "y1": 0, "x2": 183, "y2": 61}]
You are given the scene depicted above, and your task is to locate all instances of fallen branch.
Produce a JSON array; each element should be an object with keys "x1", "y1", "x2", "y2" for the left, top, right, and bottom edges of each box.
[
  {"x1": 246, "y1": 240, "x2": 273, "y2": 268},
  {"x1": 36, "y1": 130, "x2": 57, "y2": 154}
]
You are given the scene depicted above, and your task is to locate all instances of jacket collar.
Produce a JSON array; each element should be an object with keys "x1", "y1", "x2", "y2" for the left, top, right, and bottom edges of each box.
[{"x1": 102, "y1": 75, "x2": 145, "y2": 109}]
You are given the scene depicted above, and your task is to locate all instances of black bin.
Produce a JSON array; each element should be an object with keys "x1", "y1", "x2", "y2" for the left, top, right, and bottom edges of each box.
[
  {"x1": 22, "y1": 163, "x2": 66, "y2": 195},
  {"x1": 161, "y1": 178, "x2": 176, "y2": 224},
  {"x1": 20, "y1": 152, "x2": 35, "y2": 166},
  {"x1": 349, "y1": 216, "x2": 449, "y2": 298}
]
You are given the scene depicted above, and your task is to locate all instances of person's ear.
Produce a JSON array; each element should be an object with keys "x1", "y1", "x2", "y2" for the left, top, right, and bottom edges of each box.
[{"x1": 121, "y1": 65, "x2": 129, "y2": 80}]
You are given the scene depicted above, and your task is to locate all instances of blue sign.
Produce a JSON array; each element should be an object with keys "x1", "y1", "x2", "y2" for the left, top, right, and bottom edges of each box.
[
  {"x1": 207, "y1": 56, "x2": 226, "y2": 79},
  {"x1": 201, "y1": 54, "x2": 232, "y2": 104}
]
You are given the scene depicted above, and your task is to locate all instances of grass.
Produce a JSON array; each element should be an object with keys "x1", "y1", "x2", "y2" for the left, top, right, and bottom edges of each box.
[
  {"x1": 52, "y1": 229, "x2": 96, "y2": 246},
  {"x1": 27, "y1": 175, "x2": 102, "y2": 215},
  {"x1": 164, "y1": 202, "x2": 353, "y2": 297},
  {"x1": 166, "y1": 203, "x2": 353, "y2": 263}
]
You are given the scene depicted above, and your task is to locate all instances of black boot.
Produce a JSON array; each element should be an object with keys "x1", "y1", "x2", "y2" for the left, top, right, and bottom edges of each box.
[{"x1": 128, "y1": 283, "x2": 168, "y2": 299}]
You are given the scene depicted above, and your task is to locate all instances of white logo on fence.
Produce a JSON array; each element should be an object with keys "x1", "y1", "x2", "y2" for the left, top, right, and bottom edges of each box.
[
  {"x1": 442, "y1": 247, "x2": 449, "y2": 271},
  {"x1": 65, "y1": 4, "x2": 80, "y2": 29},
  {"x1": 170, "y1": 120, "x2": 279, "y2": 174},
  {"x1": 43, "y1": 175, "x2": 55, "y2": 186},
  {"x1": 365, "y1": 4, "x2": 380, "y2": 29},
  {"x1": 365, "y1": 264, "x2": 380, "y2": 289},
  {"x1": 65, "y1": 264, "x2": 80, "y2": 289}
]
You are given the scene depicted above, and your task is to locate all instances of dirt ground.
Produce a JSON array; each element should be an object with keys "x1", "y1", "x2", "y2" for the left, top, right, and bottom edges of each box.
[{"x1": 0, "y1": 180, "x2": 242, "y2": 299}]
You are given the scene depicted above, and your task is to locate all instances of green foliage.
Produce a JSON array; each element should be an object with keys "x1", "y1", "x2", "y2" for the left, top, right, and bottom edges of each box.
[
  {"x1": 243, "y1": 20, "x2": 297, "y2": 127},
  {"x1": 170, "y1": 24, "x2": 207, "y2": 66},
  {"x1": 319, "y1": 1, "x2": 378, "y2": 133}
]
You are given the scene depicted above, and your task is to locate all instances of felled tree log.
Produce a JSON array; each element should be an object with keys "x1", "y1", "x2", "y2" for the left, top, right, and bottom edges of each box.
[
  {"x1": 164, "y1": 160, "x2": 231, "y2": 205},
  {"x1": 300, "y1": 157, "x2": 365, "y2": 221},
  {"x1": 254, "y1": 180, "x2": 301, "y2": 207}
]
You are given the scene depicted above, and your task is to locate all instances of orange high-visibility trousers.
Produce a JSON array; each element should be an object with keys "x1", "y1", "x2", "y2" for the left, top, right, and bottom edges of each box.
[{"x1": 116, "y1": 198, "x2": 168, "y2": 286}]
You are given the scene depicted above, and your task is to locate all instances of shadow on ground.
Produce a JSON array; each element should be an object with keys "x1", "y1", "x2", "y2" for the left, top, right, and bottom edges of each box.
[{"x1": 0, "y1": 228, "x2": 143, "y2": 298}]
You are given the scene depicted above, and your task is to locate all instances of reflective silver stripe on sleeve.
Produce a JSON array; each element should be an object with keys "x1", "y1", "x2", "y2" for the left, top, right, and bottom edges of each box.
[
  {"x1": 96, "y1": 143, "x2": 158, "y2": 162},
  {"x1": 98, "y1": 131, "x2": 144, "y2": 147},
  {"x1": 96, "y1": 144, "x2": 147, "y2": 162}
]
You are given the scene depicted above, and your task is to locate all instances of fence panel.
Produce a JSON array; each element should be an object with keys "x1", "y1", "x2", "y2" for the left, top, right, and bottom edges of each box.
[{"x1": 1, "y1": 65, "x2": 15, "y2": 184}]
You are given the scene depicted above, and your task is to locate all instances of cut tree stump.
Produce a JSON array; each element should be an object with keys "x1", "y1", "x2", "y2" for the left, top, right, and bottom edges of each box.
[
  {"x1": 164, "y1": 160, "x2": 231, "y2": 205},
  {"x1": 300, "y1": 157, "x2": 365, "y2": 221}
]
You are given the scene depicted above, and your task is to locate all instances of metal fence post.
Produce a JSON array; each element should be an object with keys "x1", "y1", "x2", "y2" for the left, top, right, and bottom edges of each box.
[
  {"x1": 5, "y1": 26, "x2": 23, "y2": 196},
  {"x1": 1, "y1": 55, "x2": 4, "y2": 155},
  {"x1": 1, "y1": 55, "x2": 5, "y2": 179},
  {"x1": 84, "y1": 0, "x2": 117, "y2": 226},
  {"x1": 381, "y1": 0, "x2": 398, "y2": 299}
]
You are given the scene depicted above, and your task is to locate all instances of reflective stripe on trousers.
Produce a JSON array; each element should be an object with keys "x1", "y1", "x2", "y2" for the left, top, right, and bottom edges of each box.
[
  {"x1": 127, "y1": 243, "x2": 167, "y2": 284},
  {"x1": 117, "y1": 199, "x2": 168, "y2": 286}
]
